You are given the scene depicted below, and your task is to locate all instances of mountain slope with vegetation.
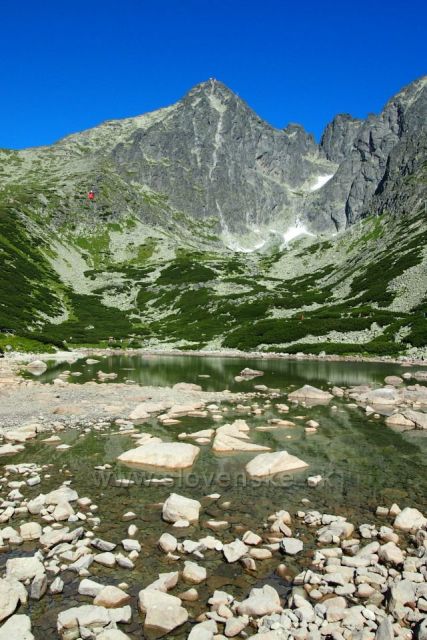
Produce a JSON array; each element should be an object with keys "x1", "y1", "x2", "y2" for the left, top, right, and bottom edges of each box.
[{"x1": 0, "y1": 77, "x2": 426, "y2": 356}]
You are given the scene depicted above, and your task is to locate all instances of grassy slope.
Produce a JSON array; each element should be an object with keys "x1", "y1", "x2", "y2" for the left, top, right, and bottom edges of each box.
[{"x1": 0, "y1": 149, "x2": 426, "y2": 356}]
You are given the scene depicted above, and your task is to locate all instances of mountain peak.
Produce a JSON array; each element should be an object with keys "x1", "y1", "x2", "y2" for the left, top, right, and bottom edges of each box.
[
  {"x1": 320, "y1": 113, "x2": 363, "y2": 163},
  {"x1": 188, "y1": 78, "x2": 234, "y2": 94},
  {"x1": 183, "y1": 78, "x2": 244, "y2": 107}
]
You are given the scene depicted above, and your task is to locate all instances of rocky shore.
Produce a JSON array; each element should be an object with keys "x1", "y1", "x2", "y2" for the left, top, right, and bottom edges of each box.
[
  {"x1": 0, "y1": 464, "x2": 426, "y2": 639},
  {"x1": 0, "y1": 357, "x2": 244, "y2": 433},
  {"x1": 0, "y1": 354, "x2": 426, "y2": 638}
]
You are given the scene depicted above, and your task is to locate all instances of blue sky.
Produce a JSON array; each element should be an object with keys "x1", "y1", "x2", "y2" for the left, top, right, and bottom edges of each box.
[{"x1": 1, "y1": 0, "x2": 426, "y2": 148}]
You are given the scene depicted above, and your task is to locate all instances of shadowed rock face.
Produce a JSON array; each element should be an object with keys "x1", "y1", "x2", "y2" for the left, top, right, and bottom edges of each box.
[
  {"x1": 306, "y1": 76, "x2": 427, "y2": 231},
  {"x1": 320, "y1": 114, "x2": 363, "y2": 163}
]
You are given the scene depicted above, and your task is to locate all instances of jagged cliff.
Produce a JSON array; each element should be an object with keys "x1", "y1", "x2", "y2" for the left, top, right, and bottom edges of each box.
[
  {"x1": 1, "y1": 76, "x2": 426, "y2": 238},
  {"x1": 0, "y1": 76, "x2": 426, "y2": 355},
  {"x1": 306, "y1": 77, "x2": 427, "y2": 231},
  {"x1": 112, "y1": 81, "x2": 335, "y2": 234}
]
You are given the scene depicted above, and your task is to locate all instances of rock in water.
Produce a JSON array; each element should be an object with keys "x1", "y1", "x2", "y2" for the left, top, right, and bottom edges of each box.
[
  {"x1": 138, "y1": 589, "x2": 181, "y2": 613},
  {"x1": 26, "y1": 360, "x2": 47, "y2": 375},
  {"x1": 117, "y1": 442, "x2": 199, "y2": 469},
  {"x1": 222, "y1": 539, "x2": 248, "y2": 563},
  {"x1": 366, "y1": 388, "x2": 399, "y2": 405},
  {"x1": 403, "y1": 409, "x2": 427, "y2": 430},
  {"x1": 57, "y1": 604, "x2": 131, "y2": 639},
  {"x1": 385, "y1": 413, "x2": 415, "y2": 429},
  {"x1": 162, "y1": 493, "x2": 201, "y2": 523},
  {"x1": 0, "y1": 614, "x2": 34, "y2": 640},
  {"x1": 6, "y1": 557, "x2": 45, "y2": 582},
  {"x1": 188, "y1": 621, "x2": 216, "y2": 640},
  {"x1": 182, "y1": 561, "x2": 207, "y2": 584},
  {"x1": 45, "y1": 486, "x2": 78, "y2": 505},
  {"x1": 237, "y1": 585, "x2": 282, "y2": 616},
  {"x1": 0, "y1": 577, "x2": 28, "y2": 622},
  {"x1": 307, "y1": 474, "x2": 322, "y2": 487},
  {"x1": 49, "y1": 577, "x2": 64, "y2": 594},
  {"x1": 288, "y1": 385, "x2": 333, "y2": 402},
  {"x1": 239, "y1": 367, "x2": 264, "y2": 377},
  {"x1": 212, "y1": 433, "x2": 270, "y2": 452},
  {"x1": 144, "y1": 602, "x2": 188, "y2": 638},
  {"x1": 384, "y1": 375, "x2": 403, "y2": 386},
  {"x1": 224, "y1": 616, "x2": 249, "y2": 636},
  {"x1": 30, "y1": 573, "x2": 47, "y2": 600},
  {"x1": 145, "y1": 572, "x2": 179, "y2": 593},
  {"x1": 19, "y1": 522, "x2": 42, "y2": 540},
  {"x1": 78, "y1": 578, "x2": 104, "y2": 597},
  {"x1": 246, "y1": 450, "x2": 308, "y2": 477},
  {"x1": 158, "y1": 532, "x2": 178, "y2": 553},
  {"x1": 94, "y1": 585, "x2": 131, "y2": 608},
  {"x1": 173, "y1": 382, "x2": 202, "y2": 392},
  {"x1": 280, "y1": 538, "x2": 304, "y2": 555}
]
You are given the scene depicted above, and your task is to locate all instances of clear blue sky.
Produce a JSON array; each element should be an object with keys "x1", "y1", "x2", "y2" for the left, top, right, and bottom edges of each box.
[{"x1": 1, "y1": 0, "x2": 426, "y2": 149}]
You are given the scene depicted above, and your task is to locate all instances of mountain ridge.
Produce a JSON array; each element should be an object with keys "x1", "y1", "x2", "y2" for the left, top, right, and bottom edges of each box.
[{"x1": 0, "y1": 76, "x2": 426, "y2": 356}]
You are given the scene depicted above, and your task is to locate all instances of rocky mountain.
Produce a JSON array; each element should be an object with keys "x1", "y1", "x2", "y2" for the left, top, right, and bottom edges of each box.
[
  {"x1": 320, "y1": 114, "x2": 363, "y2": 163},
  {"x1": 0, "y1": 76, "x2": 426, "y2": 356},
  {"x1": 111, "y1": 80, "x2": 335, "y2": 235}
]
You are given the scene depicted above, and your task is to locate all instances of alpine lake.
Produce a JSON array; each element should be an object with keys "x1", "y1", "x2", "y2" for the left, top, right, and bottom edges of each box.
[{"x1": 4, "y1": 354, "x2": 427, "y2": 639}]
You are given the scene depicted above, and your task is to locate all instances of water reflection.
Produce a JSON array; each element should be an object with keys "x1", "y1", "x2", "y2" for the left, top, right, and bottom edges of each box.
[{"x1": 34, "y1": 354, "x2": 410, "y2": 391}]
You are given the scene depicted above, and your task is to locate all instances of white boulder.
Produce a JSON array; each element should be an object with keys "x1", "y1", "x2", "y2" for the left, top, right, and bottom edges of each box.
[
  {"x1": 94, "y1": 586, "x2": 130, "y2": 608},
  {"x1": 0, "y1": 614, "x2": 34, "y2": 640},
  {"x1": 158, "y1": 532, "x2": 178, "y2": 553},
  {"x1": 237, "y1": 585, "x2": 282, "y2": 616},
  {"x1": 182, "y1": 561, "x2": 207, "y2": 584},
  {"x1": 288, "y1": 385, "x2": 332, "y2": 402},
  {"x1": 246, "y1": 451, "x2": 308, "y2": 478},
  {"x1": 26, "y1": 360, "x2": 47, "y2": 375},
  {"x1": 281, "y1": 538, "x2": 303, "y2": 555},
  {"x1": 6, "y1": 557, "x2": 44, "y2": 582},
  {"x1": 0, "y1": 577, "x2": 27, "y2": 622},
  {"x1": 394, "y1": 507, "x2": 427, "y2": 532},
  {"x1": 118, "y1": 442, "x2": 199, "y2": 469},
  {"x1": 223, "y1": 539, "x2": 248, "y2": 563},
  {"x1": 19, "y1": 522, "x2": 42, "y2": 541},
  {"x1": 162, "y1": 493, "x2": 201, "y2": 523}
]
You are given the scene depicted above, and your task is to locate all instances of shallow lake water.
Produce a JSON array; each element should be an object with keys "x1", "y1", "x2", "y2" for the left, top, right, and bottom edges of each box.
[
  {"x1": 34, "y1": 353, "x2": 413, "y2": 390},
  {"x1": 7, "y1": 356, "x2": 427, "y2": 638}
]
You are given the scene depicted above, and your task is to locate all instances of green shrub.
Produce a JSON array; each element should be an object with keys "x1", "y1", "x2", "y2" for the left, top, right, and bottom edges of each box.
[
  {"x1": 41, "y1": 293, "x2": 134, "y2": 344},
  {"x1": 157, "y1": 260, "x2": 215, "y2": 285}
]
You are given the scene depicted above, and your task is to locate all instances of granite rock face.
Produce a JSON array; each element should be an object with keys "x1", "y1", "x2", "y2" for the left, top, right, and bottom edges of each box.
[
  {"x1": 108, "y1": 76, "x2": 427, "y2": 235},
  {"x1": 306, "y1": 76, "x2": 427, "y2": 231},
  {"x1": 2, "y1": 76, "x2": 426, "y2": 239},
  {"x1": 320, "y1": 113, "x2": 363, "y2": 163},
  {"x1": 111, "y1": 79, "x2": 334, "y2": 233}
]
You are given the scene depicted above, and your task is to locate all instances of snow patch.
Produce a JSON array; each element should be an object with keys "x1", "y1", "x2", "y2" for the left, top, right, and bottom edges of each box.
[
  {"x1": 282, "y1": 221, "x2": 315, "y2": 246},
  {"x1": 309, "y1": 174, "x2": 334, "y2": 191},
  {"x1": 217, "y1": 213, "x2": 316, "y2": 254}
]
